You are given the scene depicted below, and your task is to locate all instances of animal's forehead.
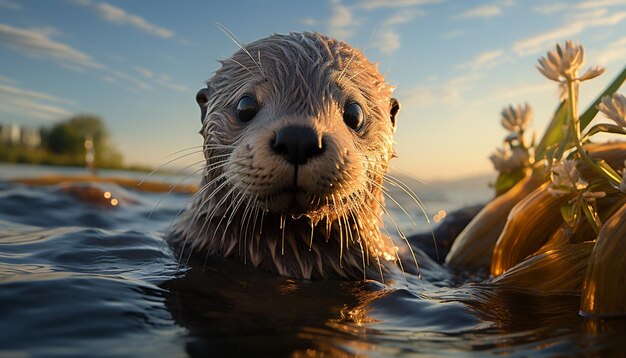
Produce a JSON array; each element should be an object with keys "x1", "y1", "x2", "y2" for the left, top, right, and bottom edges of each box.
[
  {"x1": 227, "y1": 33, "x2": 369, "y2": 78},
  {"x1": 209, "y1": 32, "x2": 392, "y2": 118}
]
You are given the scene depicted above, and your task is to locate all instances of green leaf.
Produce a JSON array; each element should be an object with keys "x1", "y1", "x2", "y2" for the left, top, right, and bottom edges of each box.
[
  {"x1": 584, "y1": 123, "x2": 626, "y2": 140},
  {"x1": 561, "y1": 201, "x2": 580, "y2": 228},
  {"x1": 582, "y1": 202, "x2": 602, "y2": 234},
  {"x1": 535, "y1": 101, "x2": 568, "y2": 163},
  {"x1": 534, "y1": 66, "x2": 626, "y2": 164},
  {"x1": 494, "y1": 168, "x2": 526, "y2": 196},
  {"x1": 580, "y1": 65, "x2": 626, "y2": 130},
  {"x1": 596, "y1": 160, "x2": 622, "y2": 186}
]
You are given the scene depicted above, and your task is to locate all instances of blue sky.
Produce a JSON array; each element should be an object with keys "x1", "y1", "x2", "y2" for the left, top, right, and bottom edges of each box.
[{"x1": 1, "y1": 0, "x2": 625, "y2": 181}]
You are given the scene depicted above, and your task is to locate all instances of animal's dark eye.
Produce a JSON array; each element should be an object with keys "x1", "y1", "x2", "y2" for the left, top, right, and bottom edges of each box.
[
  {"x1": 343, "y1": 102, "x2": 364, "y2": 131},
  {"x1": 236, "y1": 95, "x2": 259, "y2": 123}
]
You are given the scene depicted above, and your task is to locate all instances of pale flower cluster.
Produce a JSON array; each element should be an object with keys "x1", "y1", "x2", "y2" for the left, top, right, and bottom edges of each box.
[
  {"x1": 537, "y1": 40, "x2": 605, "y2": 83},
  {"x1": 489, "y1": 146, "x2": 530, "y2": 173},
  {"x1": 549, "y1": 160, "x2": 606, "y2": 203},
  {"x1": 491, "y1": 103, "x2": 533, "y2": 173},
  {"x1": 501, "y1": 103, "x2": 532, "y2": 132},
  {"x1": 597, "y1": 93, "x2": 626, "y2": 128}
]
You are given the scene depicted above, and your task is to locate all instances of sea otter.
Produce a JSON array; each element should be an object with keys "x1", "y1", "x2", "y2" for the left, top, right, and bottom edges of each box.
[{"x1": 170, "y1": 32, "x2": 414, "y2": 280}]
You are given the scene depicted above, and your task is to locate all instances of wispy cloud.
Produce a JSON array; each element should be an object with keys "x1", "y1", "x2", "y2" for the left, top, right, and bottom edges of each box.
[
  {"x1": 532, "y1": 2, "x2": 568, "y2": 14},
  {"x1": 0, "y1": 74, "x2": 17, "y2": 84},
  {"x1": 369, "y1": 9, "x2": 423, "y2": 54},
  {"x1": 134, "y1": 66, "x2": 190, "y2": 92},
  {"x1": 0, "y1": 22, "x2": 187, "y2": 93},
  {"x1": 156, "y1": 81, "x2": 188, "y2": 92},
  {"x1": 577, "y1": 0, "x2": 626, "y2": 9},
  {"x1": 300, "y1": 18, "x2": 319, "y2": 26},
  {"x1": 325, "y1": 0, "x2": 429, "y2": 54},
  {"x1": 399, "y1": 73, "x2": 481, "y2": 108},
  {"x1": 108, "y1": 69, "x2": 152, "y2": 91},
  {"x1": 0, "y1": 0, "x2": 21, "y2": 10},
  {"x1": 100, "y1": 75, "x2": 117, "y2": 83},
  {"x1": 73, "y1": 0, "x2": 174, "y2": 39},
  {"x1": 490, "y1": 82, "x2": 554, "y2": 102},
  {"x1": 158, "y1": 53, "x2": 179, "y2": 65},
  {"x1": 328, "y1": 0, "x2": 360, "y2": 39},
  {"x1": 513, "y1": 10, "x2": 626, "y2": 55},
  {"x1": 594, "y1": 35, "x2": 626, "y2": 65},
  {"x1": 371, "y1": 29, "x2": 401, "y2": 54},
  {"x1": 0, "y1": 83, "x2": 75, "y2": 105},
  {"x1": 611, "y1": 35, "x2": 626, "y2": 47},
  {"x1": 134, "y1": 66, "x2": 156, "y2": 79},
  {"x1": 458, "y1": 5, "x2": 502, "y2": 19},
  {"x1": 0, "y1": 23, "x2": 101, "y2": 70},
  {"x1": 357, "y1": 0, "x2": 443, "y2": 10},
  {"x1": 0, "y1": 83, "x2": 74, "y2": 120},
  {"x1": 456, "y1": 50, "x2": 506, "y2": 71},
  {"x1": 383, "y1": 9, "x2": 424, "y2": 26},
  {"x1": 440, "y1": 29, "x2": 466, "y2": 38},
  {"x1": 323, "y1": 0, "x2": 434, "y2": 54}
]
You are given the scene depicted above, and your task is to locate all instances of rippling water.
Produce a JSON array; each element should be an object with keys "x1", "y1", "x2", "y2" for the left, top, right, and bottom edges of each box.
[{"x1": 1, "y1": 164, "x2": 624, "y2": 357}]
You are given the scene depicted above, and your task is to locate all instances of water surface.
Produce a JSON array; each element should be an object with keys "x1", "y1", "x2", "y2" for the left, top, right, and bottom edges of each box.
[{"x1": 0, "y1": 164, "x2": 624, "y2": 357}]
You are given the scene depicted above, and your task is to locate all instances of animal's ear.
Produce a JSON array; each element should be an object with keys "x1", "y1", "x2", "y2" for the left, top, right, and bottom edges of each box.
[
  {"x1": 390, "y1": 98, "x2": 400, "y2": 128},
  {"x1": 196, "y1": 87, "x2": 212, "y2": 123}
]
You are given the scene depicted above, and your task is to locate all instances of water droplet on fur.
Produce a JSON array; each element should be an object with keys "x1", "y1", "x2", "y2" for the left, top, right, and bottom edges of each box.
[
  {"x1": 309, "y1": 221, "x2": 314, "y2": 251},
  {"x1": 280, "y1": 215, "x2": 286, "y2": 256},
  {"x1": 325, "y1": 219, "x2": 332, "y2": 242}
]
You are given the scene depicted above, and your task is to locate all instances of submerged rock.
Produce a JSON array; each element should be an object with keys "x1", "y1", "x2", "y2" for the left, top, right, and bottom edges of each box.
[{"x1": 408, "y1": 204, "x2": 484, "y2": 263}]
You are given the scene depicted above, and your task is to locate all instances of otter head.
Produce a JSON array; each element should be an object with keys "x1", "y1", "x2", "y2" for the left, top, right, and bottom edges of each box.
[{"x1": 195, "y1": 32, "x2": 399, "y2": 225}]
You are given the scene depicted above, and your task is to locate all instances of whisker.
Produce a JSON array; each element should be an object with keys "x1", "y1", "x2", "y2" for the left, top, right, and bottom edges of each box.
[
  {"x1": 347, "y1": 62, "x2": 378, "y2": 82},
  {"x1": 337, "y1": 26, "x2": 377, "y2": 84},
  {"x1": 166, "y1": 158, "x2": 238, "y2": 234},
  {"x1": 368, "y1": 178, "x2": 419, "y2": 227},
  {"x1": 139, "y1": 150, "x2": 207, "y2": 186},
  {"x1": 143, "y1": 160, "x2": 206, "y2": 228},
  {"x1": 216, "y1": 22, "x2": 266, "y2": 78},
  {"x1": 221, "y1": 56, "x2": 261, "y2": 81},
  {"x1": 198, "y1": 183, "x2": 242, "y2": 269},
  {"x1": 167, "y1": 144, "x2": 237, "y2": 158},
  {"x1": 178, "y1": 174, "x2": 236, "y2": 266},
  {"x1": 383, "y1": 173, "x2": 439, "y2": 260},
  {"x1": 388, "y1": 165, "x2": 427, "y2": 186},
  {"x1": 343, "y1": 171, "x2": 418, "y2": 279}
]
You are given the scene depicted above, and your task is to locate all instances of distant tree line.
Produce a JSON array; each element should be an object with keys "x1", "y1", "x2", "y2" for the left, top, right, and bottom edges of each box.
[{"x1": 0, "y1": 114, "x2": 124, "y2": 168}]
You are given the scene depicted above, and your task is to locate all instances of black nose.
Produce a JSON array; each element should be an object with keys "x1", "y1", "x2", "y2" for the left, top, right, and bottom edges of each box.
[{"x1": 272, "y1": 125, "x2": 324, "y2": 165}]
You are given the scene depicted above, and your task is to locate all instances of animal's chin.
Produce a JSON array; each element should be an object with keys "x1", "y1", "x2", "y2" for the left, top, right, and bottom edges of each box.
[
  {"x1": 259, "y1": 187, "x2": 358, "y2": 218},
  {"x1": 261, "y1": 187, "x2": 319, "y2": 215}
]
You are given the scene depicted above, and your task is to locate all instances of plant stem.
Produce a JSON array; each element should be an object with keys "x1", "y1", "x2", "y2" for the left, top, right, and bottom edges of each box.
[{"x1": 567, "y1": 79, "x2": 609, "y2": 181}]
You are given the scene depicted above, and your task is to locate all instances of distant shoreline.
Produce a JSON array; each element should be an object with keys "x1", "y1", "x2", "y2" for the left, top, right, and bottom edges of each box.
[
  {"x1": 0, "y1": 159, "x2": 154, "y2": 173},
  {"x1": 0, "y1": 145, "x2": 153, "y2": 173}
]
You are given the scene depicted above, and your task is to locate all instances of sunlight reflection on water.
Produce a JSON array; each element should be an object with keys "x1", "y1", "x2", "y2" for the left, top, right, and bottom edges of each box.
[{"x1": 0, "y1": 164, "x2": 624, "y2": 356}]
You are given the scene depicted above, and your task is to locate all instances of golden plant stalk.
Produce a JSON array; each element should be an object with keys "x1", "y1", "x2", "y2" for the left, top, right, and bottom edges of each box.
[
  {"x1": 454, "y1": 38, "x2": 626, "y2": 316},
  {"x1": 491, "y1": 236, "x2": 594, "y2": 294},
  {"x1": 490, "y1": 182, "x2": 563, "y2": 276},
  {"x1": 491, "y1": 142, "x2": 626, "y2": 276},
  {"x1": 580, "y1": 201, "x2": 626, "y2": 316},
  {"x1": 445, "y1": 170, "x2": 541, "y2": 270}
]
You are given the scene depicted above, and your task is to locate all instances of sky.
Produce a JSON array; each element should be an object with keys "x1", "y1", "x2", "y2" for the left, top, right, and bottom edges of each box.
[{"x1": 1, "y1": 0, "x2": 625, "y2": 181}]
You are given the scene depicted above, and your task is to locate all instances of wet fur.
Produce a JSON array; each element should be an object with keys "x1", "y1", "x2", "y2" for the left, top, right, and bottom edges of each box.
[{"x1": 171, "y1": 32, "x2": 401, "y2": 279}]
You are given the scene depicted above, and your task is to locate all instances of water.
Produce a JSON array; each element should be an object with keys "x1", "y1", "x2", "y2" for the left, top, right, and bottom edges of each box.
[{"x1": 1, "y1": 164, "x2": 624, "y2": 357}]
